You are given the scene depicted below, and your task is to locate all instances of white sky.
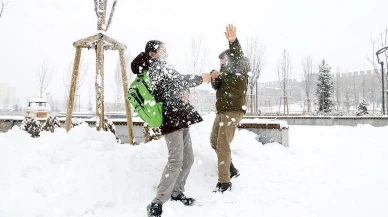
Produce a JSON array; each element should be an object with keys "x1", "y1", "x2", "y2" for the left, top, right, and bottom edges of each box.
[{"x1": 0, "y1": 0, "x2": 388, "y2": 104}]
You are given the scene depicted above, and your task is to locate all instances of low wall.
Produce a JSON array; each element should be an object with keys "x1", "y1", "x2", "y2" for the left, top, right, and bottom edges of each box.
[
  {"x1": 0, "y1": 117, "x2": 290, "y2": 146},
  {"x1": 244, "y1": 116, "x2": 388, "y2": 127}
]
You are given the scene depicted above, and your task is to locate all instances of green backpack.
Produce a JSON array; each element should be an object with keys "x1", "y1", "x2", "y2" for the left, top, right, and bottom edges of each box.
[{"x1": 126, "y1": 72, "x2": 163, "y2": 128}]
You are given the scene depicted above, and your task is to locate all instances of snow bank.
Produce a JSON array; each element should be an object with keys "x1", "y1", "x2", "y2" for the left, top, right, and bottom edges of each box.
[{"x1": 0, "y1": 115, "x2": 387, "y2": 217}]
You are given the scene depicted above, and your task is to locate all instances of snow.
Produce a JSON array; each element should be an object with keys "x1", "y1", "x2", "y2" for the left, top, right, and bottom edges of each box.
[
  {"x1": 28, "y1": 97, "x2": 48, "y2": 103},
  {"x1": 1, "y1": 115, "x2": 388, "y2": 217},
  {"x1": 96, "y1": 75, "x2": 102, "y2": 86},
  {"x1": 240, "y1": 118, "x2": 289, "y2": 129}
]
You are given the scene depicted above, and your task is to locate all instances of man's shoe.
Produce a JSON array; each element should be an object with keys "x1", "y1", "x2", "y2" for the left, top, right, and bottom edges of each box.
[
  {"x1": 147, "y1": 203, "x2": 162, "y2": 217},
  {"x1": 171, "y1": 193, "x2": 196, "y2": 206},
  {"x1": 230, "y1": 162, "x2": 240, "y2": 179},
  {"x1": 213, "y1": 182, "x2": 232, "y2": 193}
]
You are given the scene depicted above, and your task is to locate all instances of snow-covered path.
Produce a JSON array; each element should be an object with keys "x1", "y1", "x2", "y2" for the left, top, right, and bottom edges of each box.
[{"x1": 0, "y1": 114, "x2": 387, "y2": 217}]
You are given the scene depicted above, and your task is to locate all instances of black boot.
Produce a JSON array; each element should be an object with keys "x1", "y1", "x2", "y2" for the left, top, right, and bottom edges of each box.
[
  {"x1": 213, "y1": 182, "x2": 232, "y2": 193},
  {"x1": 230, "y1": 162, "x2": 240, "y2": 179},
  {"x1": 171, "y1": 193, "x2": 196, "y2": 206},
  {"x1": 147, "y1": 203, "x2": 162, "y2": 217}
]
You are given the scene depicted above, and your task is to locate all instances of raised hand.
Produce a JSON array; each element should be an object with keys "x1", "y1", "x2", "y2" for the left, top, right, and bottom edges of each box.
[{"x1": 224, "y1": 24, "x2": 237, "y2": 43}]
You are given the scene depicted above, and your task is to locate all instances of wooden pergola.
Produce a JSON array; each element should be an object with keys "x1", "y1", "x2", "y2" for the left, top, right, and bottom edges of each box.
[{"x1": 64, "y1": 0, "x2": 135, "y2": 144}]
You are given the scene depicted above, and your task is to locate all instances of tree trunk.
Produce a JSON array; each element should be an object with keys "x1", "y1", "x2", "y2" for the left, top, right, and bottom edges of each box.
[{"x1": 95, "y1": 39, "x2": 104, "y2": 131}]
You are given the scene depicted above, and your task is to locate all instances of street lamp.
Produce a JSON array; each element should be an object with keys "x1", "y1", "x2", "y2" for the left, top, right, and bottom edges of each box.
[{"x1": 376, "y1": 46, "x2": 388, "y2": 115}]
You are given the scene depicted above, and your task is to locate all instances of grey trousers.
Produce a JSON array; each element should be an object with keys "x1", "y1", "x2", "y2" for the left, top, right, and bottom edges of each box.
[{"x1": 152, "y1": 128, "x2": 194, "y2": 204}]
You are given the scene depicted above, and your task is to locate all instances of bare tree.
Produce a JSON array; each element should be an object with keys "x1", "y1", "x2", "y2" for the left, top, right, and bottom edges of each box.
[
  {"x1": 368, "y1": 27, "x2": 388, "y2": 113},
  {"x1": 36, "y1": 62, "x2": 53, "y2": 97},
  {"x1": 334, "y1": 68, "x2": 341, "y2": 112},
  {"x1": 367, "y1": 39, "x2": 379, "y2": 78},
  {"x1": 301, "y1": 56, "x2": 314, "y2": 113},
  {"x1": 113, "y1": 64, "x2": 123, "y2": 111},
  {"x1": 64, "y1": 59, "x2": 90, "y2": 94},
  {"x1": 244, "y1": 37, "x2": 267, "y2": 114},
  {"x1": 277, "y1": 50, "x2": 292, "y2": 114},
  {"x1": 63, "y1": 59, "x2": 90, "y2": 111},
  {"x1": 0, "y1": 0, "x2": 10, "y2": 20},
  {"x1": 110, "y1": 52, "x2": 132, "y2": 112},
  {"x1": 186, "y1": 36, "x2": 208, "y2": 75},
  {"x1": 88, "y1": 79, "x2": 94, "y2": 111}
]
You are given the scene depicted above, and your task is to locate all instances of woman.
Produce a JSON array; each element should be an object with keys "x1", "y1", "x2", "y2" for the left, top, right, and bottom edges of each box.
[{"x1": 131, "y1": 40, "x2": 211, "y2": 217}]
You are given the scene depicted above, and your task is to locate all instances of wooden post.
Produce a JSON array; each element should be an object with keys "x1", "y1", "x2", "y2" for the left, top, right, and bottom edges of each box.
[
  {"x1": 119, "y1": 49, "x2": 135, "y2": 145},
  {"x1": 65, "y1": 47, "x2": 82, "y2": 131},
  {"x1": 95, "y1": 38, "x2": 104, "y2": 130}
]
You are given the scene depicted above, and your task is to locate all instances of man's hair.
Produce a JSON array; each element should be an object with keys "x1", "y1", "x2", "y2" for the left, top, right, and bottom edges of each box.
[
  {"x1": 145, "y1": 40, "x2": 164, "y2": 54},
  {"x1": 219, "y1": 49, "x2": 230, "y2": 59}
]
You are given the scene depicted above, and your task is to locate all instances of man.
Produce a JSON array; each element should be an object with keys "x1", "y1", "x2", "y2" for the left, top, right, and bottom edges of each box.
[{"x1": 210, "y1": 24, "x2": 250, "y2": 193}]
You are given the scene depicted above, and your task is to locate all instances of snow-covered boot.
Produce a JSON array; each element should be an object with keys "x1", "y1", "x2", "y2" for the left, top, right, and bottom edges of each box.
[
  {"x1": 171, "y1": 193, "x2": 196, "y2": 206},
  {"x1": 213, "y1": 182, "x2": 232, "y2": 193},
  {"x1": 147, "y1": 203, "x2": 162, "y2": 217},
  {"x1": 230, "y1": 162, "x2": 240, "y2": 179}
]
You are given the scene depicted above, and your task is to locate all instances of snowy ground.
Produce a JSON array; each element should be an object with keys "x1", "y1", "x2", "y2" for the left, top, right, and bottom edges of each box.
[{"x1": 0, "y1": 114, "x2": 387, "y2": 217}]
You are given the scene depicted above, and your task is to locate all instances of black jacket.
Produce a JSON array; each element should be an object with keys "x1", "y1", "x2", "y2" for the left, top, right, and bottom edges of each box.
[
  {"x1": 211, "y1": 38, "x2": 250, "y2": 114},
  {"x1": 148, "y1": 59, "x2": 203, "y2": 135}
]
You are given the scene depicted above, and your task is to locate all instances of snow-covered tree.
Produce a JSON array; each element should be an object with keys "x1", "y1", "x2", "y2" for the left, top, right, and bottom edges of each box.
[
  {"x1": 316, "y1": 59, "x2": 334, "y2": 114},
  {"x1": 356, "y1": 99, "x2": 368, "y2": 116},
  {"x1": 103, "y1": 118, "x2": 121, "y2": 143},
  {"x1": 21, "y1": 115, "x2": 41, "y2": 138},
  {"x1": 143, "y1": 123, "x2": 162, "y2": 143},
  {"x1": 71, "y1": 118, "x2": 84, "y2": 128},
  {"x1": 41, "y1": 114, "x2": 61, "y2": 133}
]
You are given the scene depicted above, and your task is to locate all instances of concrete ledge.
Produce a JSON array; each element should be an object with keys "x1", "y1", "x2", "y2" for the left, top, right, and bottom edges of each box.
[
  {"x1": 244, "y1": 116, "x2": 388, "y2": 127},
  {"x1": 239, "y1": 120, "x2": 289, "y2": 147}
]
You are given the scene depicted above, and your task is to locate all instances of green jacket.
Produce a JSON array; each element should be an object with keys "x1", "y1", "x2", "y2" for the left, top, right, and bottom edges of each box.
[{"x1": 211, "y1": 38, "x2": 250, "y2": 114}]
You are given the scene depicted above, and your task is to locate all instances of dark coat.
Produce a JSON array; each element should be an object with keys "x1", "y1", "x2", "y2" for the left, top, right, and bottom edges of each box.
[
  {"x1": 211, "y1": 38, "x2": 250, "y2": 114},
  {"x1": 147, "y1": 59, "x2": 203, "y2": 135}
]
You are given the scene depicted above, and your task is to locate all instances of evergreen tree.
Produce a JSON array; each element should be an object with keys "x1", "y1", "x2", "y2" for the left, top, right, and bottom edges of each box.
[
  {"x1": 316, "y1": 60, "x2": 334, "y2": 114},
  {"x1": 357, "y1": 99, "x2": 368, "y2": 116}
]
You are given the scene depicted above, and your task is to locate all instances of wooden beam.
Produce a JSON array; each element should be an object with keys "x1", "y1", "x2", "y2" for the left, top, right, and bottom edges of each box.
[
  {"x1": 65, "y1": 47, "x2": 82, "y2": 131},
  {"x1": 95, "y1": 39, "x2": 105, "y2": 131},
  {"x1": 103, "y1": 43, "x2": 120, "y2": 50},
  {"x1": 119, "y1": 49, "x2": 135, "y2": 145},
  {"x1": 73, "y1": 34, "x2": 126, "y2": 51},
  {"x1": 73, "y1": 35, "x2": 100, "y2": 48},
  {"x1": 102, "y1": 34, "x2": 127, "y2": 50}
]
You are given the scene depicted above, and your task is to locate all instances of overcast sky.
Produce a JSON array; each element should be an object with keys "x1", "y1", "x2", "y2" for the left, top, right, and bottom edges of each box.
[{"x1": 0, "y1": 0, "x2": 387, "y2": 105}]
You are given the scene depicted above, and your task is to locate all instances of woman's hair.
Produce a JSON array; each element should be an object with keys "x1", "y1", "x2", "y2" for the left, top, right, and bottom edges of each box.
[{"x1": 145, "y1": 40, "x2": 164, "y2": 54}]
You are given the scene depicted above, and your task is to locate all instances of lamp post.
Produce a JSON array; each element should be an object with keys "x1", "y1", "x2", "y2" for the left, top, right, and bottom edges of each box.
[{"x1": 376, "y1": 46, "x2": 388, "y2": 115}]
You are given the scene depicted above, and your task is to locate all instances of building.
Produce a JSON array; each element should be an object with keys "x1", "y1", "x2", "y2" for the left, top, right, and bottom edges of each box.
[
  {"x1": 189, "y1": 88, "x2": 216, "y2": 113},
  {"x1": 0, "y1": 83, "x2": 16, "y2": 110}
]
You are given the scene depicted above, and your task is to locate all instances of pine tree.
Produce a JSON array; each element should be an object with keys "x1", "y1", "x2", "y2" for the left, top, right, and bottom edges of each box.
[
  {"x1": 357, "y1": 99, "x2": 368, "y2": 116},
  {"x1": 316, "y1": 60, "x2": 334, "y2": 114}
]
